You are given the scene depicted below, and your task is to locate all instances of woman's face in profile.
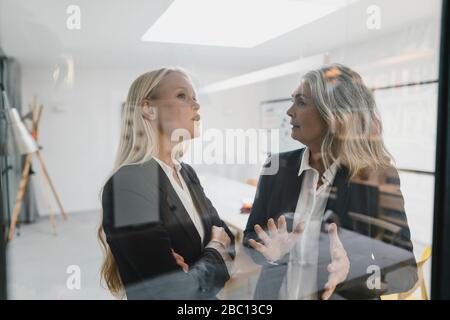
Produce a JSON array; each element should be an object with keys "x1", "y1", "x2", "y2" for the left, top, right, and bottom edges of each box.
[
  {"x1": 287, "y1": 82, "x2": 327, "y2": 147},
  {"x1": 151, "y1": 71, "x2": 201, "y2": 141}
]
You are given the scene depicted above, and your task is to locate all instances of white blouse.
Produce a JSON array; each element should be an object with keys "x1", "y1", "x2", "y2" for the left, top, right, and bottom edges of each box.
[{"x1": 279, "y1": 148, "x2": 338, "y2": 300}]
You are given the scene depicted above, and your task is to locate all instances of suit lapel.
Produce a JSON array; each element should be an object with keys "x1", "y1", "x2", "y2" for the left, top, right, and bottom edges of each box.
[
  {"x1": 154, "y1": 161, "x2": 202, "y2": 250},
  {"x1": 179, "y1": 165, "x2": 212, "y2": 247},
  {"x1": 324, "y1": 166, "x2": 351, "y2": 227}
]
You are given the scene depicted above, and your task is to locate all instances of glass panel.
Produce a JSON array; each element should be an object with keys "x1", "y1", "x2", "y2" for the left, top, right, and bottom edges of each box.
[{"x1": 0, "y1": 0, "x2": 443, "y2": 300}]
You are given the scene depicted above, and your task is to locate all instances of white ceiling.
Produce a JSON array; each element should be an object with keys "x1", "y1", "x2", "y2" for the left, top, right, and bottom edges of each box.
[{"x1": 0, "y1": 0, "x2": 441, "y2": 77}]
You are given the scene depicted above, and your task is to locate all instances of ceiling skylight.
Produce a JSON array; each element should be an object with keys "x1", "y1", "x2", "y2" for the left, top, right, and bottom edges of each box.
[{"x1": 142, "y1": 0, "x2": 358, "y2": 48}]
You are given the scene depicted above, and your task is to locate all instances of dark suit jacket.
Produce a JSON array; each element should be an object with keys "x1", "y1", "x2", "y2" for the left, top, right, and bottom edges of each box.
[
  {"x1": 102, "y1": 158, "x2": 235, "y2": 299},
  {"x1": 243, "y1": 148, "x2": 418, "y2": 300}
]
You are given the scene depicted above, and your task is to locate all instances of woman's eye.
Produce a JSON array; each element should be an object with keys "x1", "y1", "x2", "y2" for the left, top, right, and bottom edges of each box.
[
  {"x1": 291, "y1": 97, "x2": 306, "y2": 107},
  {"x1": 177, "y1": 93, "x2": 186, "y2": 99}
]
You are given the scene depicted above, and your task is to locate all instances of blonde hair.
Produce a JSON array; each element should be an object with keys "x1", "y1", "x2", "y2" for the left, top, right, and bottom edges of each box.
[
  {"x1": 302, "y1": 63, "x2": 392, "y2": 178},
  {"x1": 98, "y1": 67, "x2": 190, "y2": 297}
]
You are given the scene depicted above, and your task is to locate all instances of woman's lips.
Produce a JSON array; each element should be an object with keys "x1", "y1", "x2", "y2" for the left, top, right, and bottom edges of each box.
[{"x1": 193, "y1": 115, "x2": 201, "y2": 121}]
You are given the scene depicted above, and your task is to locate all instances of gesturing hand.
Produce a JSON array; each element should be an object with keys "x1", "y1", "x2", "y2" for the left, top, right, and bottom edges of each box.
[
  {"x1": 248, "y1": 215, "x2": 305, "y2": 263},
  {"x1": 321, "y1": 223, "x2": 350, "y2": 300}
]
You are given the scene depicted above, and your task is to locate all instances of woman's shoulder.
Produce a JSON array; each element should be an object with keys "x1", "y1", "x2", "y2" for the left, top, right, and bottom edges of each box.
[
  {"x1": 350, "y1": 165, "x2": 401, "y2": 187},
  {"x1": 261, "y1": 148, "x2": 305, "y2": 172},
  {"x1": 267, "y1": 148, "x2": 304, "y2": 162},
  {"x1": 103, "y1": 159, "x2": 161, "y2": 196},
  {"x1": 278, "y1": 148, "x2": 305, "y2": 160},
  {"x1": 102, "y1": 159, "x2": 162, "y2": 229}
]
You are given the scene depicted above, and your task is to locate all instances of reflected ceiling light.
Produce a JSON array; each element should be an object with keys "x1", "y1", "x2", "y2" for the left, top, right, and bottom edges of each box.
[
  {"x1": 142, "y1": 0, "x2": 358, "y2": 48},
  {"x1": 355, "y1": 50, "x2": 434, "y2": 72},
  {"x1": 199, "y1": 53, "x2": 327, "y2": 94}
]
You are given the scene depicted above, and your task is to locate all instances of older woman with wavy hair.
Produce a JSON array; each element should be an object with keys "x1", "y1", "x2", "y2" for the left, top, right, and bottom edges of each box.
[{"x1": 244, "y1": 63, "x2": 418, "y2": 300}]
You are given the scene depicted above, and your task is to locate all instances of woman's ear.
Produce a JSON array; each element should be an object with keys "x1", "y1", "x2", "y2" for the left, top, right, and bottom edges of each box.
[{"x1": 141, "y1": 100, "x2": 157, "y2": 121}]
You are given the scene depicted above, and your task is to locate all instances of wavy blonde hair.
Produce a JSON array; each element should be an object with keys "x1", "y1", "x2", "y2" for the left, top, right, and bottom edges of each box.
[
  {"x1": 302, "y1": 63, "x2": 392, "y2": 178},
  {"x1": 98, "y1": 67, "x2": 190, "y2": 297}
]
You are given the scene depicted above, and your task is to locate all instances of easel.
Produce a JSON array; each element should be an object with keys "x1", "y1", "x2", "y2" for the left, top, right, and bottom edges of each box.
[{"x1": 8, "y1": 97, "x2": 67, "y2": 241}]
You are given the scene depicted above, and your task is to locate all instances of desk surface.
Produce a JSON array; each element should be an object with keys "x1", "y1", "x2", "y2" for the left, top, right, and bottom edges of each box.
[
  {"x1": 200, "y1": 173, "x2": 415, "y2": 297},
  {"x1": 200, "y1": 173, "x2": 413, "y2": 265},
  {"x1": 200, "y1": 173, "x2": 404, "y2": 231},
  {"x1": 199, "y1": 173, "x2": 255, "y2": 231}
]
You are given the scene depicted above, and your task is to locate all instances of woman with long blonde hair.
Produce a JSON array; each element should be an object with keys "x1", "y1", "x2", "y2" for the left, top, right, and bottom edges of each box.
[
  {"x1": 98, "y1": 67, "x2": 234, "y2": 299},
  {"x1": 243, "y1": 63, "x2": 418, "y2": 300}
]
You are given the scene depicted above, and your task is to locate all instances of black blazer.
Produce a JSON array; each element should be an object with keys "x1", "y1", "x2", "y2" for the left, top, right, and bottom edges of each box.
[
  {"x1": 244, "y1": 148, "x2": 418, "y2": 300},
  {"x1": 102, "y1": 158, "x2": 235, "y2": 299}
]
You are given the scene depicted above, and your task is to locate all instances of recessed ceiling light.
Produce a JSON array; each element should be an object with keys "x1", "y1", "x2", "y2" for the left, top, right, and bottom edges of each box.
[{"x1": 142, "y1": 0, "x2": 358, "y2": 48}]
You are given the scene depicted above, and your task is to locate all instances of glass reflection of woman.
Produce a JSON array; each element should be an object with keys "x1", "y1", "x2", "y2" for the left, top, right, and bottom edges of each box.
[{"x1": 98, "y1": 68, "x2": 235, "y2": 299}]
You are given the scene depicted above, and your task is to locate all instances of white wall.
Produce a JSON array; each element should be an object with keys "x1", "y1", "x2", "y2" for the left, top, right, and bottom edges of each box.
[{"x1": 21, "y1": 66, "x2": 131, "y2": 216}]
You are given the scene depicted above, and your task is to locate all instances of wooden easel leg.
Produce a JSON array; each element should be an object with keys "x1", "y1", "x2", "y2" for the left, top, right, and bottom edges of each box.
[
  {"x1": 42, "y1": 185, "x2": 58, "y2": 235},
  {"x1": 8, "y1": 154, "x2": 33, "y2": 241},
  {"x1": 48, "y1": 208, "x2": 58, "y2": 235},
  {"x1": 35, "y1": 150, "x2": 67, "y2": 220}
]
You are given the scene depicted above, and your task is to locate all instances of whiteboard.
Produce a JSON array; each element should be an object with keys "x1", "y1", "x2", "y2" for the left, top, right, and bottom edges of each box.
[
  {"x1": 260, "y1": 99, "x2": 304, "y2": 153},
  {"x1": 374, "y1": 83, "x2": 437, "y2": 172},
  {"x1": 260, "y1": 83, "x2": 438, "y2": 172}
]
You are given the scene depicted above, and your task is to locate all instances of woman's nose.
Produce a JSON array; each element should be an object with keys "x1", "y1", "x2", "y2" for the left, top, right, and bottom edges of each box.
[
  {"x1": 192, "y1": 101, "x2": 200, "y2": 110},
  {"x1": 286, "y1": 105, "x2": 294, "y2": 118}
]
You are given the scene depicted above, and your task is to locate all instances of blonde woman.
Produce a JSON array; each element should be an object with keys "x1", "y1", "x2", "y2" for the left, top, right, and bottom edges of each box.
[
  {"x1": 99, "y1": 68, "x2": 235, "y2": 299},
  {"x1": 244, "y1": 64, "x2": 418, "y2": 300}
]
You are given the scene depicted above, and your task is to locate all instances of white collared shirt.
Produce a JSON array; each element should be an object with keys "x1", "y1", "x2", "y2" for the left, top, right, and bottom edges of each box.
[
  {"x1": 153, "y1": 157, "x2": 205, "y2": 244},
  {"x1": 279, "y1": 148, "x2": 338, "y2": 300}
]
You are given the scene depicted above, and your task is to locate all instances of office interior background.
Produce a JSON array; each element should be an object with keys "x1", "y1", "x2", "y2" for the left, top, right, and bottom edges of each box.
[{"x1": 0, "y1": 0, "x2": 449, "y2": 299}]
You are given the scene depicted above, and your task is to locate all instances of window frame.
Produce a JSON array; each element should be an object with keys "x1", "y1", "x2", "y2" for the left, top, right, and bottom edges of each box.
[{"x1": 431, "y1": 0, "x2": 450, "y2": 300}]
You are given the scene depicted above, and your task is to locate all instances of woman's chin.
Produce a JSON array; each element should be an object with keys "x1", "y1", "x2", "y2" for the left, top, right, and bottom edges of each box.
[
  {"x1": 192, "y1": 121, "x2": 201, "y2": 138},
  {"x1": 291, "y1": 132, "x2": 304, "y2": 144}
]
